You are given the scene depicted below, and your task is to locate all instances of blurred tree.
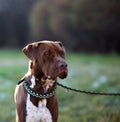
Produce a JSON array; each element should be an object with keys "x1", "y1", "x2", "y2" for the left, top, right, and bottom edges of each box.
[
  {"x1": 0, "y1": 0, "x2": 120, "y2": 53},
  {"x1": 0, "y1": 0, "x2": 36, "y2": 48},
  {"x1": 30, "y1": 0, "x2": 120, "y2": 53}
]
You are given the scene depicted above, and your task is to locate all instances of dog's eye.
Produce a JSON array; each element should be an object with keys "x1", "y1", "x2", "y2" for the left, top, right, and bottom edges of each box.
[{"x1": 59, "y1": 51, "x2": 65, "y2": 58}]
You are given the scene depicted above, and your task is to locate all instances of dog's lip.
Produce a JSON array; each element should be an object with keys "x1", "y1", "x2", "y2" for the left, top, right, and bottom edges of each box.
[
  {"x1": 58, "y1": 68, "x2": 68, "y2": 79},
  {"x1": 58, "y1": 69, "x2": 67, "y2": 74},
  {"x1": 43, "y1": 68, "x2": 68, "y2": 80}
]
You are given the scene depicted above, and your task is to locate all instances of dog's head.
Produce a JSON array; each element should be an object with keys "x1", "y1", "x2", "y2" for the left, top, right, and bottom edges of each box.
[{"x1": 23, "y1": 40, "x2": 68, "y2": 80}]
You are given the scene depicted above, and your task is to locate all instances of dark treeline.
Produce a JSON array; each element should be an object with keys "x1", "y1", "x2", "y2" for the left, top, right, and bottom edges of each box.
[
  {"x1": 0, "y1": 0, "x2": 36, "y2": 47},
  {"x1": 0, "y1": 0, "x2": 120, "y2": 53}
]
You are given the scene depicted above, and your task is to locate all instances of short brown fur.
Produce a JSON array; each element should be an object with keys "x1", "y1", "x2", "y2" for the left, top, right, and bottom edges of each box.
[{"x1": 15, "y1": 40, "x2": 68, "y2": 122}]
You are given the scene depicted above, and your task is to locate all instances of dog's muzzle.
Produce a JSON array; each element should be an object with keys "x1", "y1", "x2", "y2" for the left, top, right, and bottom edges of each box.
[{"x1": 57, "y1": 61, "x2": 68, "y2": 79}]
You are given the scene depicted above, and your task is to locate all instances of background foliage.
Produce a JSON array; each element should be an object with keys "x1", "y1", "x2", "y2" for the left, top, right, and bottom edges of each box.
[
  {"x1": 0, "y1": 1, "x2": 120, "y2": 122},
  {"x1": 0, "y1": 0, "x2": 120, "y2": 53},
  {"x1": 0, "y1": 50, "x2": 120, "y2": 122}
]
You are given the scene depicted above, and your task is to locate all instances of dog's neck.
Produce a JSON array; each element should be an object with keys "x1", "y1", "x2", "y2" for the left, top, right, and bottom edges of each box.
[
  {"x1": 26, "y1": 75, "x2": 56, "y2": 93},
  {"x1": 26, "y1": 61, "x2": 56, "y2": 93},
  {"x1": 27, "y1": 60, "x2": 44, "y2": 80}
]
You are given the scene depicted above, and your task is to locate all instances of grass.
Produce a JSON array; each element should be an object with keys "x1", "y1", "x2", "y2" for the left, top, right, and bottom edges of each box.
[{"x1": 0, "y1": 50, "x2": 120, "y2": 122}]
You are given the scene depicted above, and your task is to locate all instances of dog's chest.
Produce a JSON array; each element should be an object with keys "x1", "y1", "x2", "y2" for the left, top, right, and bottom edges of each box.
[
  {"x1": 25, "y1": 76, "x2": 52, "y2": 122},
  {"x1": 26, "y1": 94, "x2": 52, "y2": 122}
]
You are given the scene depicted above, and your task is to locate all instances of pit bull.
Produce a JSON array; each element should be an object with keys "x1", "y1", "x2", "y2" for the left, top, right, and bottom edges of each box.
[{"x1": 14, "y1": 40, "x2": 68, "y2": 122}]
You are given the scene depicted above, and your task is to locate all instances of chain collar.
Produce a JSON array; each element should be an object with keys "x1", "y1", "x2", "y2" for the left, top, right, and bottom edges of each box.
[{"x1": 23, "y1": 78, "x2": 57, "y2": 99}]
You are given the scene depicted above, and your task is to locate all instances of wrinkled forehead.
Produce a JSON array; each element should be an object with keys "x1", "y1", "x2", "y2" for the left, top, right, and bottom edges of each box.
[{"x1": 38, "y1": 41, "x2": 65, "y2": 53}]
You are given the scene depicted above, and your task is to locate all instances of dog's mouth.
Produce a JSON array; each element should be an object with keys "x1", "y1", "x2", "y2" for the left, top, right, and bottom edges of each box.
[
  {"x1": 58, "y1": 68, "x2": 68, "y2": 79},
  {"x1": 42, "y1": 61, "x2": 68, "y2": 80},
  {"x1": 43, "y1": 68, "x2": 68, "y2": 80}
]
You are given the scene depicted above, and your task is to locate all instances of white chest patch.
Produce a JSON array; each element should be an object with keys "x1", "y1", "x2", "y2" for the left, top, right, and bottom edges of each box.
[{"x1": 26, "y1": 76, "x2": 52, "y2": 122}]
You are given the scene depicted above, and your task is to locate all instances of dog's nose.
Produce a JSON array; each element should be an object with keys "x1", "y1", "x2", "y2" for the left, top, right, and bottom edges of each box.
[{"x1": 58, "y1": 61, "x2": 67, "y2": 69}]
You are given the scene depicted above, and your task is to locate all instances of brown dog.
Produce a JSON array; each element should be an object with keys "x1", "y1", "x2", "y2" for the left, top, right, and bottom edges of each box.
[{"x1": 14, "y1": 40, "x2": 68, "y2": 122}]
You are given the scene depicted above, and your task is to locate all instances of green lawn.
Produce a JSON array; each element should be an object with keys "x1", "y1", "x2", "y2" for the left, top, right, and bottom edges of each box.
[{"x1": 0, "y1": 50, "x2": 120, "y2": 122}]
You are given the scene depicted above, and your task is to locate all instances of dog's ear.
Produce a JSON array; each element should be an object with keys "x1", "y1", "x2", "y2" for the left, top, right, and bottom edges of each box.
[
  {"x1": 22, "y1": 42, "x2": 40, "y2": 60},
  {"x1": 56, "y1": 41, "x2": 65, "y2": 52}
]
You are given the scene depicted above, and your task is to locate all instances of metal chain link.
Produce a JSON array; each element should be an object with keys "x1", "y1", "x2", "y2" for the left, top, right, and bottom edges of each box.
[{"x1": 57, "y1": 82, "x2": 120, "y2": 96}]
